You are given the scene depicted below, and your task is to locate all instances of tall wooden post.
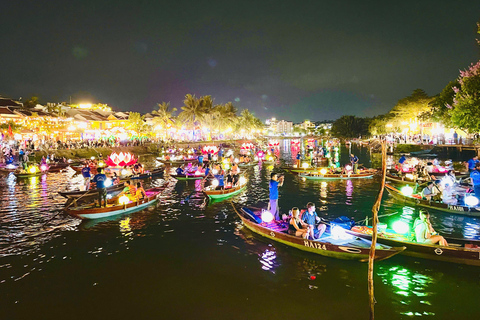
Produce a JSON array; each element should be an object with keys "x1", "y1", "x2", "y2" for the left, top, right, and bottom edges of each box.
[{"x1": 368, "y1": 140, "x2": 387, "y2": 320}]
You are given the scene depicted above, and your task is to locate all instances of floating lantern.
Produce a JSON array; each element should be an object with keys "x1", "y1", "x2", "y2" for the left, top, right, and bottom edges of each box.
[{"x1": 105, "y1": 152, "x2": 137, "y2": 167}]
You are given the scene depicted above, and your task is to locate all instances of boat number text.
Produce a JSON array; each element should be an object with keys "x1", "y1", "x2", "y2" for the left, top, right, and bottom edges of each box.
[
  {"x1": 448, "y1": 205, "x2": 465, "y2": 212},
  {"x1": 304, "y1": 240, "x2": 327, "y2": 250}
]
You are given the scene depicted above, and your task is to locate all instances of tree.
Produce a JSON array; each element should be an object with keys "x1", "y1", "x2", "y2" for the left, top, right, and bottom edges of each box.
[
  {"x1": 390, "y1": 89, "x2": 432, "y2": 122},
  {"x1": 178, "y1": 94, "x2": 207, "y2": 130},
  {"x1": 449, "y1": 61, "x2": 480, "y2": 133},
  {"x1": 23, "y1": 96, "x2": 40, "y2": 109},
  {"x1": 422, "y1": 80, "x2": 459, "y2": 128},
  {"x1": 152, "y1": 102, "x2": 177, "y2": 139},
  {"x1": 332, "y1": 115, "x2": 370, "y2": 138},
  {"x1": 128, "y1": 112, "x2": 148, "y2": 136}
]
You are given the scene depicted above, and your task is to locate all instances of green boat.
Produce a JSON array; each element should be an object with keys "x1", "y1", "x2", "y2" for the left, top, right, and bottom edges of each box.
[{"x1": 204, "y1": 182, "x2": 247, "y2": 199}]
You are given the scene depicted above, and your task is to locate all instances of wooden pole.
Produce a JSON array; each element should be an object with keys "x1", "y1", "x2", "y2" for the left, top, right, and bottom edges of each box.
[{"x1": 368, "y1": 140, "x2": 387, "y2": 320}]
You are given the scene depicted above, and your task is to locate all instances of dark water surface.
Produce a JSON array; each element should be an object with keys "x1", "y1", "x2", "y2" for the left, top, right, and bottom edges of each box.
[{"x1": 1, "y1": 143, "x2": 479, "y2": 319}]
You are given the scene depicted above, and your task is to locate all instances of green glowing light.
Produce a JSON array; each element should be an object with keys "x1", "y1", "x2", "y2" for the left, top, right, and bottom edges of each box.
[{"x1": 392, "y1": 220, "x2": 410, "y2": 234}]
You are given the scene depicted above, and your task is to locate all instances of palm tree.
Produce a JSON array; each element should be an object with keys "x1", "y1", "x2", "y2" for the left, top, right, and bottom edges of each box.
[
  {"x1": 152, "y1": 102, "x2": 177, "y2": 140},
  {"x1": 178, "y1": 94, "x2": 209, "y2": 140}
]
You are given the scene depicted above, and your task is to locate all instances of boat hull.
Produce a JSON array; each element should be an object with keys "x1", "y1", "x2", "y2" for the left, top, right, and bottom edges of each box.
[
  {"x1": 345, "y1": 227, "x2": 480, "y2": 267},
  {"x1": 385, "y1": 184, "x2": 480, "y2": 217},
  {"x1": 233, "y1": 206, "x2": 404, "y2": 261},
  {"x1": 205, "y1": 184, "x2": 247, "y2": 199},
  {"x1": 299, "y1": 171, "x2": 375, "y2": 180}
]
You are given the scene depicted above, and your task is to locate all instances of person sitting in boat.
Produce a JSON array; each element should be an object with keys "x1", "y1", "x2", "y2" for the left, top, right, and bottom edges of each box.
[
  {"x1": 288, "y1": 207, "x2": 310, "y2": 239},
  {"x1": 225, "y1": 170, "x2": 233, "y2": 188},
  {"x1": 441, "y1": 183, "x2": 457, "y2": 205},
  {"x1": 119, "y1": 180, "x2": 137, "y2": 201},
  {"x1": 443, "y1": 170, "x2": 457, "y2": 187},
  {"x1": 135, "y1": 182, "x2": 147, "y2": 200},
  {"x1": 231, "y1": 163, "x2": 239, "y2": 186},
  {"x1": 176, "y1": 165, "x2": 185, "y2": 176},
  {"x1": 421, "y1": 182, "x2": 436, "y2": 200},
  {"x1": 111, "y1": 172, "x2": 120, "y2": 185},
  {"x1": 414, "y1": 210, "x2": 448, "y2": 246},
  {"x1": 301, "y1": 202, "x2": 327, "y2": 240}
]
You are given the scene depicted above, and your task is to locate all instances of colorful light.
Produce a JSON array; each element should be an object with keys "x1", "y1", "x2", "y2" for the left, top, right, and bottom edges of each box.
[
  {"x1": 465, "y1": 195, "x2": 479, "y2": 207},
  {"x1": 392, "y1": 220, "x2": 410, "y2": 234},
  {"x1": 239, "y1": 176, "x2": 247, "y2": 185},
  {"x1": 401, "y1": 186, "x2": 414, "y2": 197},
  {"x1": 345, "y1": 165, "x2": 352, "y2": 171},
  {"x1": 119, "y1": 195, "x2": 130, "y2": 205},
  {"x1": 105, "y1": 152, "x2": 137, "y2": 167},
  {"x1": 261, "y1": 210, "x2": 274, "y2": 223},
  {"x1": 302, "y1": 163, "x2": 309, "y2": 169},
  {"x1": 320, "y1": 168, "x2": 327, "y2": 175},
  {"x1": 212, "y1": 179, "x2": 219, "y2": 187},
  {"x1": 104, "y1": 178, "x2": 112, "y2": 187},
  {"x1": 29, "y1": 166, "x2": 37, "y2": 174},
  {"x1": 40, "y1": 165, "x2": 47, "y2": 171}
]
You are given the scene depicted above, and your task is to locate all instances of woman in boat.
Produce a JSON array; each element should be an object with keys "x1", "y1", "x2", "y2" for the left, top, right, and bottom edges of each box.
[
  {"x1": 119, "y1": 180, "x2": 137, "y2": 201},
  {"x1": 135, "y1": 182, "x2": 147, "y2": 200},
  {"x1": 288, "y1": 207, "x2": 310, "y2": 239},
  {"x1": 414, "y1": 210, "x2": 448, "y2": 246}
]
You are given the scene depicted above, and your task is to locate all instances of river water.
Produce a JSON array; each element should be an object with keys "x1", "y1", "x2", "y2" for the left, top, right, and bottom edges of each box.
[{"x1": 1, "y1": 142, "x2": 479, "y2": 319}]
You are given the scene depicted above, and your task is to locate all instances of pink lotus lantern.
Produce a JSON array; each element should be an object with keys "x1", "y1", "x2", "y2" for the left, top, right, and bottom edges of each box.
[
  {"x1": 202, "y1": 145, "x2": 219, "y2": 154},
  {"x1": 241, "y1": 142, "x2": 254, "y2": 150},
  {"x1": 105, "y1": 152, "x2": 137, "y2": 167},
  {"x1": 268, "y1": 140, "x2": 280, "y2": 147}
]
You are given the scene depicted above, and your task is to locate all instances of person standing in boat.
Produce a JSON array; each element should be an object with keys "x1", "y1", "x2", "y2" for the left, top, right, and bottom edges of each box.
[
  {"x1": 470, "y1": 162, "x2": 480, "y2": 199},
  {"x1": 349, "y1": 153, "x2": 359, "y2": 174},
  {"x1": 301, "y1": 202, "x2": 326, "y2": 240},
  {"x1": 414, "y1": 210, "x2": 448, "y2": 246},
  {"x1": 465, "y1": 156, "x2": 479, "y2": 173},
  {"x1": 92, "y1": 168, "x2": 108, "y2": 208},
  {"x1": 81, "y1": 163, "x2": 92, "y2": 190},
  {"x1": 268, "y1": 173, "x2": 284, "y2": 221}
]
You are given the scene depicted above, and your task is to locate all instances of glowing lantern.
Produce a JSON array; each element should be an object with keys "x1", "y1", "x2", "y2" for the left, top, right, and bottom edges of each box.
[
  {"x1": 29, "y1": 166, "x2": 37, "y2": 174},
  {"x1": 98, "y1": 161, "x2": 105, "y2": 167},
  {"x1": 320, "y1": 168, "x2": 327, "y2": 175},
  {"x1": 302, "y1": 163, "x2": 309, "y2": 169},
  {"x1": 104, "y1": 178, "x2": 112, "y2": 187},
  {"x1": 91, "y1": 156, "x2": 95, "y2": 160},
  {"x1": 392, "y1": 220, "x2": 410, "y2": 234},
  {"x1": 465, "y1": 195, "x2": 479, "y2": 207},
  {"x1": 345, "y1": 165, "x2": 352, "y2": 171},
  {"x1": 212, "y1": 169, "x2": 218, "y2": 175},
  {"x1": 202, "y1": 145, "x2": 219, "y2": 154},
  {"x1": 261, "y1": 210, "x2": 274, "y2": 223},
  {"x1": 121, "y1": 169, "x2": 128, "y2": 176},
  {"x1": 212, "y1": 179, "x2": 219, "y2": 187},
  {"x1": 105, "y1": 152, "x2": 137, "y2": 167},
  {"x1": 401, "y1": 186, "x2": 414, "y2": 197},
  {"x1": 405, "y1": 173, "x2": 414, "y2": 180},
  {"x1": 40, "y1": 165, "x2": 48, "y2": 171},
  {"x1": 239, "y1": 176, "x2": 247, "y2": 185},
  {"x1": 119, "y1": 195, "x2": 130, "y2": 205}
]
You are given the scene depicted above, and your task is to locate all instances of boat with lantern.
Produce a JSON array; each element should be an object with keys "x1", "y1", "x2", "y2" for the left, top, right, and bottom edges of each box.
[
  {"x1": 59, "y1": 183, "x2": 125, "y2": 200},
  {"x1": 171, "y1": 172, "x2": 205, "y2": 180},
  {"x1": 0, "y1": 164, "x2": 18, "y2": 173},
  {"x1": 64, "y1": 185, "x2": 169, "y2": 219},
  {"x1": 47, "y1": 162, "x2": 70, "y2": 172},
  {"x1": 128, "y1": 168, "x2": 164, "y2": 180},
  {"x1": 14, "y1": 165, "x2": 47, "y2": 178},
  {"x1": 204, "y1": 177, "x2": 248, "y2": 199},
  {"x1": 343, "y1": 224, "x2": 480, "y2": 266},
  {"x1": 385, "y1": 184, "x2": 480, "y2": 217},
  {"x1": 299, "y1": 168, "x2": 377, "y2": 180},
  {"x1": 156, "y1": 156, "x2": 198, "y2": 165},
  {"x1": 231, "y1": 205, "x2": 405, "y2": 261},
  {"x1": 385, "y1": 171, "x2": 430, "y2": 185}
]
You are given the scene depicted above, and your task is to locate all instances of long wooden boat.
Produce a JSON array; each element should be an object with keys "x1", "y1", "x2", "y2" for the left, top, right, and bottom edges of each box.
[
  {"x1": 59, "y1": 183, "x2": 125, "y2": 199},
  {"x1": 345, "y1": 225, "x2": 480, "y2": 266},
  {"x1": 14, "y1": 170, "x2": 46, "y2": 178},
  {"x1": 232, "y1": 205, "x2": 405, "y2": 261},
  {"x1": 171, "y1": 173, "x2": 205, "y2": 180},
  {"x1": 238, "y1": 161, "x2": 258, "y2": 167},
  {"x1": 65, "y1": 186, "x2": 167, "y2": 219},
  {"x1": 385, "y1": 184, "x2": 480, "y2": 217},
  {"x1": 204, "y1": 181, "x2": 247, "y2": 199},
  {"x1": 386, "y1": 172, "x2": 430, "y2": 185},
  {"x1": 156, "y1": 157, "x2": 197, "y2": 165},
  {"x1": 128, "y1": 168, "x2": 164, "y2": 180},
  {"x1": 0, "y1": 165, "x2": 18, "y2": 173},
  {"x1": 281, "y1": 166, "x2": 325, "y2": 174},
  {"x1": 47, "y1": 163, "x2": 70, "y2": 172},
  {"x1": 299, "y1": 170, "x2": 376, "y2": 180}
]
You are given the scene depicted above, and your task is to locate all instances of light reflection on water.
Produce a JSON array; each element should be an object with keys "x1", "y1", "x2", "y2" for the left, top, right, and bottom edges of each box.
[{"x1": 2, "y1": 146, "x2": 480, "y2": 319}]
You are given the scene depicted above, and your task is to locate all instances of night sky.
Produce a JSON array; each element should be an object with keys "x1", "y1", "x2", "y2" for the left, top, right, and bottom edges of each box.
[{"x1": 1, "y1": 0, "x2": 479, "y2": 122}]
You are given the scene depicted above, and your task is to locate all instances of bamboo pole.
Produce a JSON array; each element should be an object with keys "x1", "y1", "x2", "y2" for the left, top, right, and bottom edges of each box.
[{"x1": 368, "y1": 140, "x2": 387, "y2": 320}]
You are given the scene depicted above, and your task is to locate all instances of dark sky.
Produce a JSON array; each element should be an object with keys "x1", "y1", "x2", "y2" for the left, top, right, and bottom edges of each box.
[{"x1": 1, "y1": 0, "x2": 479, "y2": 122}]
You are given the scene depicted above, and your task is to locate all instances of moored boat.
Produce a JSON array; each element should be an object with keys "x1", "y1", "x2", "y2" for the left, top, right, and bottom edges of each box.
[
  {"x1": 128, "y1": 168, "x2": 164, "y2": 180},
  {"x1": 204, "y1": 180, "x2": 247, "y2": 199},
  {"x1": 65, "y1": 185, "x2": 169, "y2": 219},
  {"x1": 385, "y1": 184, "x2": 480, "y2": 217},
  {"x1": 59, "y1": 183, "x2": 125, "y2": 199},
  {"x1": 171, "y1": 173, "x2": 205, "y2": 180},
  {"x1": 299, "y1": 169, "x2": 376, "y2": 180},
  {"x1": 232, "y1": 205, "x2": 405, "y2": 261},
  {"x1": 386, "y1": 172, "x2": 430, "y2": 185},
  {"x1": 345, "y1": 225, "x2": 480, "y2": 266}
]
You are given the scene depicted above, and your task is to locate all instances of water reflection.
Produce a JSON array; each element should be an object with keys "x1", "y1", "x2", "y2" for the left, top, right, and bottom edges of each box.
[
  {"x1": 378, "y1": 265, "x2": 436, "y2": 317},
  {"x1": 259, "y1": 247, "x2": 277, "y2": 272}
]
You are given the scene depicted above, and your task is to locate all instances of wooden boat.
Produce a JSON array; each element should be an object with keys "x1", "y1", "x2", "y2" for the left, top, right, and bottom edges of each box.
[
  {"x1": 171, "y1": 173, "x2": 205, "y2": 180},
  {"x1": 385, "y1": 184, "x2": 480, "y2": 217},
  {"x1": 299, "y1": 169, "x2": 376, "y2": 180},
  {"x1": 281, "y1": 166, "x2": 325, "y2": 174},
  {"x1": 65, "y1": 186, "x2": 168, "y2": 219},
  {"x1": 59, "y1": 183, "x2": 125, "y2": 199},
  {"x1": 232, "y1": 205, "x2": 405, "y2": 261},
  {"x1": 345, "y1": 225, "x2": 480, "y2": 267},
  {"x1": 128, "y1": 168, "x2": 164, "y2": 180},
  {"x1": 204, "y1": 181, "x2": 247, "y2": 199},
  {"x1": 238, "y1": 161, "x2": 258, "y2": 167},
  {"x1": 47, "y1": 163, "x2": 70, "y2": 172},
  {"x1": 156, "y1": 157, "x2": 197, "y2": 165},
  {"x1": 385, "y1": 172, "x2": 430, "y2": 185},
  {"x1": 14, "y1": 170, "x2": 46, "y2": 178},
  {"x1": 0, "y1": 165, "x2": 18, "y2": 173}
]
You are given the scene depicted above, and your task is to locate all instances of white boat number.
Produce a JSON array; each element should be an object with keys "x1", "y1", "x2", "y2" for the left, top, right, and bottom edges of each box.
[
  {"x1": 434, "y1": 248, "x2": 443, "y2": 255},
  {"x1": 304, "y1": 240, "x2": 327, "y2": 250},
  {"x1": 270, "y1": 232, "x2": 275, "y2": 237},
  {"x1": 448, "y1": 205, "x2": 465, "y2": 212}
]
